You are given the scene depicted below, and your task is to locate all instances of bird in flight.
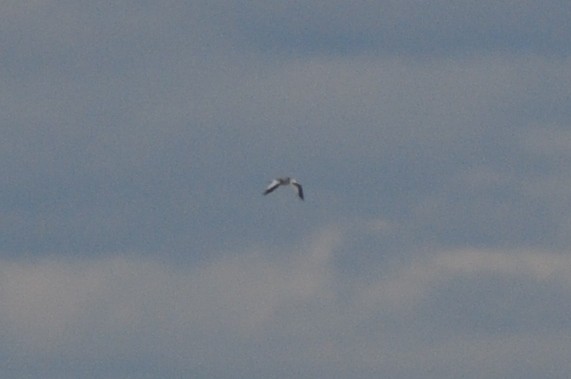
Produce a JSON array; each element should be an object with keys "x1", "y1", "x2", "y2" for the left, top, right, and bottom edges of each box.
[{"x1": 263, "y1": 177, "x2": 304, "y2": 200}]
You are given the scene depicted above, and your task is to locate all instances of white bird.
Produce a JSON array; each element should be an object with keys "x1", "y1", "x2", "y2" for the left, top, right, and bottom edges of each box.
[{"x1": 263, "y1": 177, "x2": 304, "y2": 200}]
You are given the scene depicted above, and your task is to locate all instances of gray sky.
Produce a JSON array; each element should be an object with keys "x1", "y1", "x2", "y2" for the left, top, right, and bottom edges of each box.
[{"x1": 2, "y1": 1, "x2": 571, "y2": 378}]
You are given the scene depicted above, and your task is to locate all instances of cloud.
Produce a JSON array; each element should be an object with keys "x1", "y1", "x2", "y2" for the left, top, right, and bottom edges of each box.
[
  {"x1": 0, "y1": 229, "x2": 339, "y2": 364},
  {"x1": 357, "y1": 247, "x2": 571, "y2": 315},
  {"x1": 1, "y1": 229, "x2": 570, "y2": 378}
]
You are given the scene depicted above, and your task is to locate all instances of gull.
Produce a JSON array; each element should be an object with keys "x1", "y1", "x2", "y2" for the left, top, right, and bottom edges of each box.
[{"x1": 263, "y1": 177, "x2": 304, "y2": 200}]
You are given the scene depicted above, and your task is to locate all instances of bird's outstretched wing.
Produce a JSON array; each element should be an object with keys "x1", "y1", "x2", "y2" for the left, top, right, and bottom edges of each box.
[
  {"x1": 263, "y1": 180, "x2": 281, "y2": 195},
  {"x1": 292, "y1": 182, "x2": 304, "y2": 200}
]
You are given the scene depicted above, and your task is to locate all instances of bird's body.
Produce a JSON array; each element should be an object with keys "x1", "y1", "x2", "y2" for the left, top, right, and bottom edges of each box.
[{"x1": 263, "y1": 177, "x2": 304, "y2": 200}]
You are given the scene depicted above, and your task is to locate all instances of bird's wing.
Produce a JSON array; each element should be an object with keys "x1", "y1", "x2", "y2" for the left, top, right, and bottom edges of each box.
[
  {"x1": 292, "y1": 182, "x2": 304, "y2": 200},
  {"x1": 263, "y1": 180, "x2": 281, "y2": 195}
]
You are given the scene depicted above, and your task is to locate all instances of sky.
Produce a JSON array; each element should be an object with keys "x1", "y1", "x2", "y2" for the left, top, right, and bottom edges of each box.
[{"x1": 1, "y1": 1, "x2": 571, "y2": 378}]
